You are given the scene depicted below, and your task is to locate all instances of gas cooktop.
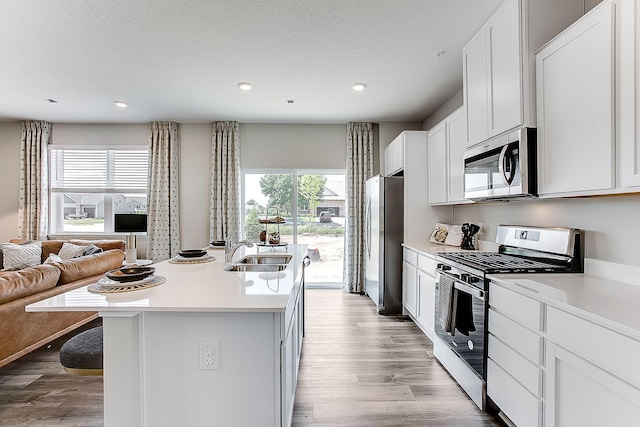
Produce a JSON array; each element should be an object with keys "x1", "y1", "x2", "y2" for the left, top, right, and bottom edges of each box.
[
  {"x1": 437, "y1": 251, "x2": 573, "y2": 274},
  {"x1": 437, "y1": 225, "x2": 582, "y2": 275}
]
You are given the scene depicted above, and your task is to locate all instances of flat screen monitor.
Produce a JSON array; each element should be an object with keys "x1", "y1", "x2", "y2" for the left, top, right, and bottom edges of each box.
[{"x1": 114, "y1": 214, "x2": 147, "y2": 233}]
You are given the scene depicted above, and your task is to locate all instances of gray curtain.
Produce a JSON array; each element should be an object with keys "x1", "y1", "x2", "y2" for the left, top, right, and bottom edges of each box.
[
  {"x1": 210, "y1": 121, "x2": 241, "y2": 243},
  {"x1": 147, "y1": 122, "x2": 180, "y2": 261},
  {"x1": 18, "y1": 121, "x2": 51, "y2": 240},
  {"x1": 343, "y1": 122, "x2": 374, "y2": 293}
]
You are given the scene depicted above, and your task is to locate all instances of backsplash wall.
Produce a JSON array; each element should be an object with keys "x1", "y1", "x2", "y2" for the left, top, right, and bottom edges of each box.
[{"x1": 453, "y1": 194, "x2": 640, "y2": 267}]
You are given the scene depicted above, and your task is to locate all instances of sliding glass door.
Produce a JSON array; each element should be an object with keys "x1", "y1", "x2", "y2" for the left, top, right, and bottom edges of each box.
[{"x1": 243, "y1": 171, "x2": 345, "y2": 286}]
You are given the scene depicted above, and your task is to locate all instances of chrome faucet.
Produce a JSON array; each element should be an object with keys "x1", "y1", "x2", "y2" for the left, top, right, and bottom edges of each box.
[{"x1": 225, "y1": 239, "x2": 254, "y2": 262}]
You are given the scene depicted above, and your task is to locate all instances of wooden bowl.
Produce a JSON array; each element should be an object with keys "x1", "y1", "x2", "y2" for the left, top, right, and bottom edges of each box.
[
  {"x1": 106, "y1": 266, "x2": 155, "y2": 283},
  {"x1": 178, "y1": 249, "x2": 207, "y2": 258}
]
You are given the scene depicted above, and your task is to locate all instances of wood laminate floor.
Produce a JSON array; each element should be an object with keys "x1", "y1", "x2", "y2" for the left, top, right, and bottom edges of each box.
[
  {"x1": 292, "y1": 290, "x2": 501, "y2": 426},
  {"x1": 0, "y1": 290, "x2": 503, "y2": 426}
]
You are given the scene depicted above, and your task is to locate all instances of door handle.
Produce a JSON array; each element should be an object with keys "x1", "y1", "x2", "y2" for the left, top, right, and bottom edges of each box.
[
  {"x1": 366, "y1": 199, "x2": 372, "y2": 258},
  {"x1": 453, "y1": 281, "x2": 486, "y2": 301},
  {"x1": 498, "y1": 144, "x2": 515, "y2": 185}
]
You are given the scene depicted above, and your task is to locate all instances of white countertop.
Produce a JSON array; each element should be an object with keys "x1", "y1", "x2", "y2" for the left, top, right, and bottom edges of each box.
[
  {"x1": 488, "y1": 266, "x2": 640, "y2": 340},
  {"x1": 26, "y1": 244, "x2": 307, "y2": 314},
  {"x1": 402, "y1": 242, "x2": 483, "y2": 257},
  {"x1": 404, "y1": 242, "x2": 640, "y2": 340}
]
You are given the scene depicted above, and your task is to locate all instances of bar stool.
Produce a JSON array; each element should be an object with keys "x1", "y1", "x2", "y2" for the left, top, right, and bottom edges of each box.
[{"x1": 59, "y1": 326, "x2": 103, "y2": 376}]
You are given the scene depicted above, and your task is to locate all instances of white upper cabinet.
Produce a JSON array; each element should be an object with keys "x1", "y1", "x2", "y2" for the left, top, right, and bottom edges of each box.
[
  {"x1": 428, "y1": 122, "x2": 447, "y2": 204},
  {"x1": 536, "y1": 0, "x2": 640, "y2": 197},
  {"x1": 384, "y1": 135, "x2": 404, "y2": 176},
  {"x1": 536, "y1": 2, "x2": 614, "y2": 196},
  {"x1": 464, "y1": 29, "x2": 490, "y2": 147},
  {"x1": 487, "y1": 0, "x2": 522, "y2": 137},
  {"x1": 428, "y1": 107, "x2": 472, "y2": 205},
  {"x1": 385, "y1": 131, "x2": 432, "y2": 241},
  {"x1": 618, "y1": 0, "x2": 640, "y2": 188},
  {"x1": 463, "y1": 0, "x2": 584, "y2": 148},
  {"x1": 447, "y1": 108, "x2": 469, "y2": 204}
]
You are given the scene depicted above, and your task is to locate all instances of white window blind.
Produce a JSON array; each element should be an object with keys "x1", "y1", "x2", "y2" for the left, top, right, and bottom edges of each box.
[{"x1": 51, "y1": 148, "x2": 148, "y2": 192}]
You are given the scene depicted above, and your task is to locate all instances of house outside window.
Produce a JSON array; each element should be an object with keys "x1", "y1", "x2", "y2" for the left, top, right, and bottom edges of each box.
[{"x1": 49, "y1": 147, "x2": 148, "y2": 233}]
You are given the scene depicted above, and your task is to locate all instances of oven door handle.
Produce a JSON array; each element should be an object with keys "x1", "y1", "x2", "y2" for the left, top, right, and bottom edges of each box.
[{"x1": 454, "y1": 281, "x2": 486, "y2": 301}]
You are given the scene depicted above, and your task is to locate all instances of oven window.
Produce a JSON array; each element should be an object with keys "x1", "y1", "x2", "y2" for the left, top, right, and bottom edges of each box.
[{"x1": 434, "y1": 273, "x2": 487, "y2": 379}]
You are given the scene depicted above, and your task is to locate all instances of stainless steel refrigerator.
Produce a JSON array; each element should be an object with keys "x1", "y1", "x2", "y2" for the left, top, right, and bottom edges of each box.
[{"x1": 365, "y1": 175, "x2": 404, "y2": 315}]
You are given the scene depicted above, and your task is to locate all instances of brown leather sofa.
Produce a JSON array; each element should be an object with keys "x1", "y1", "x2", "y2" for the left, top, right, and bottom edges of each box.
[{"x1": 0, "y1": 239, "x2": 125, "y2": 369}]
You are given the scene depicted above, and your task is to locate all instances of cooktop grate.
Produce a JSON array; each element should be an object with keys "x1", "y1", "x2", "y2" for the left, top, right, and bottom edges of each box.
[{"x1": 438, "y1": 252, "x2": 569, "y2": 273}]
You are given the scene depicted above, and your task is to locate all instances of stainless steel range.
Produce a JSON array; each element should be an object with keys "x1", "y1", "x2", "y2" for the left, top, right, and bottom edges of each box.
[{"x1": 433, "y1": 225, "x2": 581, "y2": 410}]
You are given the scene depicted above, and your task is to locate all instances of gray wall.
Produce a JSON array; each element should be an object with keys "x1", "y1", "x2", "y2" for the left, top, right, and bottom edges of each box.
[
  {"x1": 0, "y1": 123, "x2": 22, "y2": 242},
  {"x1": 454, "y1": 195, "x2": 640, "y2": 267},
  {"x1": 422, "y1": 89, "x2": 464, "y2": 131},
  {"x1": 0, "y1": 122, "x2": 352, "y2": 249}
]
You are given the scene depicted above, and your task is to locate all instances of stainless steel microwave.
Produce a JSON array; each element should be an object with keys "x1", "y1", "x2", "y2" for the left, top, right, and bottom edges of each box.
[{"x1": 463, "y1": 128, "x2": 537, "y2": 201}]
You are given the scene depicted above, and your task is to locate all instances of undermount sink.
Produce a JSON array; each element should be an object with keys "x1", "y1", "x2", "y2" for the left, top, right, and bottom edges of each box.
[
  {"x1": 224, "y1": 264, "x2": 287, "y2": 272},
  {"x1": 236, "y1": 254, "x2": 293, "y2": 265}
]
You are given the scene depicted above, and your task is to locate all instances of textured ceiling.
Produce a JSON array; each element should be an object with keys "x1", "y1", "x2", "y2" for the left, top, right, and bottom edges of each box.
[{"x1": 0, "y1": 0, "x2": 503, "y2": 124}]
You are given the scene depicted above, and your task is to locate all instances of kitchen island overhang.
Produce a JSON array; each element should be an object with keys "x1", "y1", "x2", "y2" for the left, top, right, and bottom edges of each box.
[{"x1": 27, "y1": 244, "x2": 308, "y2": 427}]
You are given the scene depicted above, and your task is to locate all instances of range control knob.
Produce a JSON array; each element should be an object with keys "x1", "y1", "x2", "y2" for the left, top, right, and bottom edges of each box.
[
  {"x1": 468, "y1": 276, "x2": 480, "y2": 284},
  {"x1": 437, "y1": 264, "x2": 451, "y2": 271}
]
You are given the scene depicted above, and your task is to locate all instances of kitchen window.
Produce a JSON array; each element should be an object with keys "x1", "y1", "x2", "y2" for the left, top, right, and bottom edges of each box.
[{"x1": 49, "y1": 147, "x2": 148, "y2": 234}]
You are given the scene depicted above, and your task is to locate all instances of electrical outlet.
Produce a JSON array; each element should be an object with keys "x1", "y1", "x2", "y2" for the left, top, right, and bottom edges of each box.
[{"x1": 199, "y1": 343, "x2": 219, "y2": 370}]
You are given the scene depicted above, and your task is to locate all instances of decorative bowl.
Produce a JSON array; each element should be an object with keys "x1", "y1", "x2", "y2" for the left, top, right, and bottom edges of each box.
[
  {"x1": 210, "y1": 241, "x2": 226, "y2": 247},
  {"x1": 106, "y1": 266, "x2": 155, "y2": 283},
  {"x1": 178, "y1": 249, "x2": 207, "y2": 258}
]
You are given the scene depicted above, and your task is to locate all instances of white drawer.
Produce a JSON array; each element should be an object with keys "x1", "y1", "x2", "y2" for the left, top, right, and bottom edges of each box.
[
  {"x1": 417, "y1": 253, "x2": 436, "y2": 274},
  {"x1": 547, "y1": 306, "x2": 640, "y2": 389},
  {"x1": 489, "y1": 283, "x2": 542, "y2": 331},
  {"x1": 488, "y1": 334, "x2": 542, "y2": 397},
  {"x1": 487, "y1": 359, "x2": 542, "y2": 427},
  {"x1": 403, "y1": 248, "x2": 418, "y2": 266},
  {"x1": 489, "y1": 308, "x2": 543, "y2": 365}
]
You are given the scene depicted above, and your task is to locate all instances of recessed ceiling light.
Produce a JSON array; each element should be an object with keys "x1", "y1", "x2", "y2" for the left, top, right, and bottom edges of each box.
[
  {"x1": 237, "y1": 82, "x2": 253, "y2": 91},
  {"x1": 46, "y1": 99, "x2": 58, "y2": 104},
  {"x1": 113, "y1": 101, "x2": 129, "y2": 108},
  {"x1": 352, "y1": 83, "x2": 367, "y2": 91}
]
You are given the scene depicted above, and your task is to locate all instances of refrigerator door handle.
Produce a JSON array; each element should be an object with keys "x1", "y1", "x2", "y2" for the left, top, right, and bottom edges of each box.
[{"x1": 366, "y1": 198, "x2": 372, "y2": 259}]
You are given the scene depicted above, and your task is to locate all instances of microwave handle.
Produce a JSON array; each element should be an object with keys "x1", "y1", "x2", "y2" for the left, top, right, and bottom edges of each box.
[{"x1": 498, "y1": 144, "x2": 515, "y2": 185}]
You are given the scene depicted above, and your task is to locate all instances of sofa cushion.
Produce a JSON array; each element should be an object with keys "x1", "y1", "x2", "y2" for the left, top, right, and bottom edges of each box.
[
  {"x1": 1, "y1": 242, "x2": 42, "y2": 271},
  {"x1": 0, "y1": 264, "x2": 60, "y2": 305},
  {"x1": 58, "y1": 242, "x2": 86, "y2": 260},
  {"x1": 82, "y1": 244, "x2": 103, "y2": 256},
  {"x1": 68, "y1": 240, "x2": 126, "y2": 252},
  {"x1": 44, "y1": 253, "x2": 63, "y2": 264},
  {"x1": 50, "y1": 249, "x2": 125, "y2": 285}
]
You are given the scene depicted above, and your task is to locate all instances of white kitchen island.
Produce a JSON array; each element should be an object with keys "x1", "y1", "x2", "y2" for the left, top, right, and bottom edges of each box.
[{"x1": 27, "y1": 244, "x2": 308, "y2": 427}]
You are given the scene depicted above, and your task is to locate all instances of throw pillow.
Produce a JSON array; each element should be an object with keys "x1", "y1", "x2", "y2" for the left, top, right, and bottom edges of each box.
[
  {"x1": 58, "y1": 242, "x2": 86, "y2": 260},
  {"x1": 1, "y1": 242, "x2": 42, "y2": 271},
  {"x1": 82, "y1": 244, "x2": 103, "y2": 256},
  {"x1": 0, "y1": 240, "x2": 32, "y2": 270},
  {"x1": 44, "y1": 253, "x2": 63, "y2": 264}
]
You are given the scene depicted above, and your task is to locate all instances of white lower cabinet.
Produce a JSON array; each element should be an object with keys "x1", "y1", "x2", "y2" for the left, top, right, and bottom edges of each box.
[
  {"x1": 281, "y1": 283, "x2": 304, "y2": 427},
  {"x1": 489, "y1": 281, "x2": 640, "y2": 427},
  {"x1": 402, "y1": 247, "x2": 436, "y2": 339},
  {"x1": 488, "y1": 284, "x2": 544, "y2": 427},
  {"x1": 416, "y1": 269, "x2": 435, "y2": 339},
  {"x1": 545, "y1": 342, "x2": 640, "y2": 427},
  {"x1": 402, "y1": 259, "x2": 417, "y2": 317},
  {"x1": 544, "y1": 306, "x2": 640, "y2": 427}
]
